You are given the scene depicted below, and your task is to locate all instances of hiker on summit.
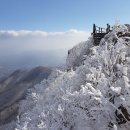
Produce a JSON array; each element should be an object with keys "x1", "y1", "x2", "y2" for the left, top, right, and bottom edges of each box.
[{"x1": 106, "y1": 24, "x2": 110, "y2": 33}]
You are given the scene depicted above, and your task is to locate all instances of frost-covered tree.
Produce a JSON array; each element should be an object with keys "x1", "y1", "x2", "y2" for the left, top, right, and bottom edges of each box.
[{"x1": 12, "y1": 24, "x2": 130, "y2": 130}]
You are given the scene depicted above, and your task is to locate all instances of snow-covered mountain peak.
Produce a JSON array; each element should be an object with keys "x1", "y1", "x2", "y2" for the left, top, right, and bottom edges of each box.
[
  {"x1": 3, "y1": 24, "x2": 130, "y2": 130},
  {"x1": 66, "y1": 24, "x2": 130, "y2": 70}
]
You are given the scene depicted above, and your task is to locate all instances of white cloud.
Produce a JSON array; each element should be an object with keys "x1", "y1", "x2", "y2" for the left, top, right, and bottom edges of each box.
[
  {"x1": 0, "y1": 29, "x2": 89, "y2": 37},
  {"x1": 0, "y1": 29, "x2": 90, "y2": 49},
  {"x1": 0, "y1": 29, "x2": 90, "y2": 68}
]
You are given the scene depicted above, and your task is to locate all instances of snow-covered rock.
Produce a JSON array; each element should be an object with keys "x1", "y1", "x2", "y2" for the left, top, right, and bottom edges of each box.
[{"x1": 5, "y1": 24, "x2": 130, "y2": 130}]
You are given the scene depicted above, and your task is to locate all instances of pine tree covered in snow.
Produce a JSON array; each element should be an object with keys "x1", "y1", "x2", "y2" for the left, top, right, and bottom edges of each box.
[{"x1": 7, "y1": 23, "x2": 130, "y2": 130}]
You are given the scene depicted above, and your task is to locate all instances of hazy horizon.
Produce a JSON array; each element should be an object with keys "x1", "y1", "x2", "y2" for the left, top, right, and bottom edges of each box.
[{"x1": 0, "y1": 29, "x2": 90, "y2": 72}]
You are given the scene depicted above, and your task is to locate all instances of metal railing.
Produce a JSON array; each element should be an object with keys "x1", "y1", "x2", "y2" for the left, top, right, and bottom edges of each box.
[{"x1": 92, "y1": 24, "x2": 112, "y2": 34}]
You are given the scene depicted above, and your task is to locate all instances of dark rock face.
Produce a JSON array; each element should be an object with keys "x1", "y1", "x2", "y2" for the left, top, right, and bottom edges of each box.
[
  {"x1": 0, "y1": 66, "x2": 52, "y2": 125},
  {"x1": 125, "y1": 24, "x2": 130, "y2": 31}
]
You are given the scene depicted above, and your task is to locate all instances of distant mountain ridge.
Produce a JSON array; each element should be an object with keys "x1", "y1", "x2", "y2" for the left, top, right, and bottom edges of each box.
[{"x1": 0, "y1": 66, "x2": 52, "y2": 125}]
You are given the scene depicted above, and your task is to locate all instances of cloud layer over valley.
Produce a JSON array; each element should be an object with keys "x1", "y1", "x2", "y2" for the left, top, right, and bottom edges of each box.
[{"x1": 0, "y1": 29, "x2": 90, "y2": 70}]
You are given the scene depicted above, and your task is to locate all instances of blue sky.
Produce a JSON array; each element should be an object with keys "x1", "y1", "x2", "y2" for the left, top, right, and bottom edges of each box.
[{"x1": 0, "y1": 0, "x2": 129, "y2": 31}]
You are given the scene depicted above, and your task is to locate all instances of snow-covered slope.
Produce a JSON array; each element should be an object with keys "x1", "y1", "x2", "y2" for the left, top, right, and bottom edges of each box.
[{"x1": 4, "y1": 24, "x2": 130, "y2": 130}]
